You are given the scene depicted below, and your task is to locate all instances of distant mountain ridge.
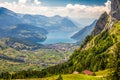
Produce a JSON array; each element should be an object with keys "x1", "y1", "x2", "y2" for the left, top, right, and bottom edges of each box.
[
  {"x1": 22, "y1": 14, "x2": 78, "y2": 32},
  {"x1": 0, "y1": 7, "x2": 23, "y2": 29},
  {"x1": 0, "y1": 7, "x2": 78, "y2": 32},
  {"x1": 71, "y1": 20, "x2": 97, "y2": 44}
]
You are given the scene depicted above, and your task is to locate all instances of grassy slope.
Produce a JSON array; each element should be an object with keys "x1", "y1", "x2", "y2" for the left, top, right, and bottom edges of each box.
[
  {"x1": 15, "y1": 75, "x2": 105, "y2": 80},
  {"x1": 16, "y1": 75, "x2": 105, "y2": 80},
  {"x1": 43, "y1": 69, "x2": 108, "y2": 80},
  {"x1": 41, "y1": 74, "x2": 105, "y2": 80},
  {"x1": 15, "y1": 70, "x2": 108, "y2": 80}
]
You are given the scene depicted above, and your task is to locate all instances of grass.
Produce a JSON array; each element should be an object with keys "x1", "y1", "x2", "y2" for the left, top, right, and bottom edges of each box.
[
  {"x1": 15, "y1": 70, "x2": 108, "y2": 80},
  {"x1": 95, "y1": 69, "x2": 109, "y2": 77},
  {"x1": 15, "y1": 74, "x2": 106, "y2": 80},
  {"x1": 62, "y1": 74, "x2": 105, "y2": 80}
]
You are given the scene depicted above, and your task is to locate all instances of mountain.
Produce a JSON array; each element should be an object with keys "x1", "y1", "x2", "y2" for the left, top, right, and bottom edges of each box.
[
  {"x1": 7, "y1": 0, "x2": 120, "y2": 79},
  {"x1": 71, "y1": 20, "x2": 97, "y2": 44},
  {"x1": 0, "y1": 7, "x2": 48, "y2": 43},
  {"x1": 23, "y1": 14, "x2": 78, "y2": 32},
  {"x1": 0, "y1": 7, "x2": 23, "y2": 29},
  {"x1": 111, "y1": 0, "x2": 120, "y2": 20},
  {"x1": 0, "y1": 24, "x2": 48, "y2": 43},
  {"x1": 5, "y1": 8, "x2": 78, "y2": 32},
  {"x1": 91, "y1": 12, "x2": 109, "y2": 36}
]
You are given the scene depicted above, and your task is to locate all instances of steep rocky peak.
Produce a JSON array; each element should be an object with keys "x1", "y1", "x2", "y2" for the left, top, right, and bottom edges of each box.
[
  {"x1": 111, "y1": 0, "x2": 120, "y2": 20},
  {"x1": 91, "y1": 12, "x2": 109, "y2": 36},
  {"x1": 91, "y1": 0, "x2": 120, "y2": 36}
]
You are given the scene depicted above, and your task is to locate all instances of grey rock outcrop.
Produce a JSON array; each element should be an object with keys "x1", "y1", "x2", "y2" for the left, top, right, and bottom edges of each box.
[
  {"x1": 92, "y1": 12, "x2": 109, "y2": 36},
  {"x1": 111, "y1": 0, "x2": 120, "y2": 20}
]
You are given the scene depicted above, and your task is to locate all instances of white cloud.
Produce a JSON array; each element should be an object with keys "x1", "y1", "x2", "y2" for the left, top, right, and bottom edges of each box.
[
  {"x1": 18, "y1": 0, "x2": 27, "y2": 4},
  {"x1": 0, "y1": 0, "x2": 111, "y2": 25},
  {"x1": 34, "y1": 0, "x2": 41, "y2": 5},
  {"x1": 105, "y1": 0, "x2": 111, "y2": 12}
]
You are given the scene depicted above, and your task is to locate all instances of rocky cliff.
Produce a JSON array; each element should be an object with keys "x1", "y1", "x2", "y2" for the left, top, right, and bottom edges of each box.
[
  {"x1": 111, "y1": 0, "x2": 120, "y2": 20},
  {"x1": 92, "y1": 0, "x2": 120, "y2": 36},
  {"x1": 92, "y1": 12, "x2": 109, "y2": 36}
]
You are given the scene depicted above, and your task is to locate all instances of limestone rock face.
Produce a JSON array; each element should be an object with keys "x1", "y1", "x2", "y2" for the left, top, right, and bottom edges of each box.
[
  {"x1": 111, "y1": 0, "x2": 120, "y2": 20},
  {"x1": 92, "y1": 12, "x2": 108, "y2": 36}
]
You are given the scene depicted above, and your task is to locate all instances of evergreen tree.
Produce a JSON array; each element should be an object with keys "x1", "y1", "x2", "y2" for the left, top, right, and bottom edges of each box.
[{"x1": 107, "y1": 43, "x2": 120, "y2": 80}]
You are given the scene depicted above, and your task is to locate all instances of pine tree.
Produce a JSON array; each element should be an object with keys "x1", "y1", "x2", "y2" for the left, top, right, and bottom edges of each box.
[{"x1": 107, "y1": 42, "x2": 120, "y2": 80}]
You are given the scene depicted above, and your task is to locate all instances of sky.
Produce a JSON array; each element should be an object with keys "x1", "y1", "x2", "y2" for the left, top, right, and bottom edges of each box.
[{"x1": 0, "y1": 0, "x2": 111, "y2": 26}]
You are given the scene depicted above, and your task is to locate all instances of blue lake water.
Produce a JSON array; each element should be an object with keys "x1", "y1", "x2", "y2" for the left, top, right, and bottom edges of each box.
[{"x1": 41, "y1": 31, "x2": 77, "y2": 44}]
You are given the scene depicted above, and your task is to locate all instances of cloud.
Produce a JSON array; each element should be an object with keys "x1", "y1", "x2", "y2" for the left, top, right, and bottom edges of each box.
[
  {"x1": 105, "y1": 0, "x2": 111, "y2": 12},
  {"x1": 34, "y1": 0, "x2": 41, "y2": 5},
  {"x1": 0, "y1": 0, "x2": 111, "y2": 25},
  {"x1": 18, "y1": 0, "x2": 27, "y2": 4}
]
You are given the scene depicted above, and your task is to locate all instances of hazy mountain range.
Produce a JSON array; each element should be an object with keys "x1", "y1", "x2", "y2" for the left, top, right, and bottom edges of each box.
[
  {"x1": 0, "y1": 7, "x2": 78, "y2": 43},
  {"x1": 22, "y1": 14, "x2": 78, "y2": 32}
]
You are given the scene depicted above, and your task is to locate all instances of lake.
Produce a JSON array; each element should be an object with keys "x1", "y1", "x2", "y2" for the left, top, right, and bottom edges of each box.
[{"x1": 41, "y1": 31, "x2": 77, "y2": 44}]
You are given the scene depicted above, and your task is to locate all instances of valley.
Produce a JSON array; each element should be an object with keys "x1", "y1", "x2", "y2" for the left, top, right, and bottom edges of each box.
[{"x1": 0, "y1": 38, "x2": 78, "y2": 73}]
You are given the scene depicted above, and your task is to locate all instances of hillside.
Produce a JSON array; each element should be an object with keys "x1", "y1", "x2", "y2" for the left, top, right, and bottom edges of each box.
[
  {"x1": 0, "y1": 24, "x2": 48, "y2": 43},
  {"x1": 0, "y1": 7, "x2": 23, "y2": 29},
  {"x1": 71, "y1": 20, "x2": 97, "y2": 44}
]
